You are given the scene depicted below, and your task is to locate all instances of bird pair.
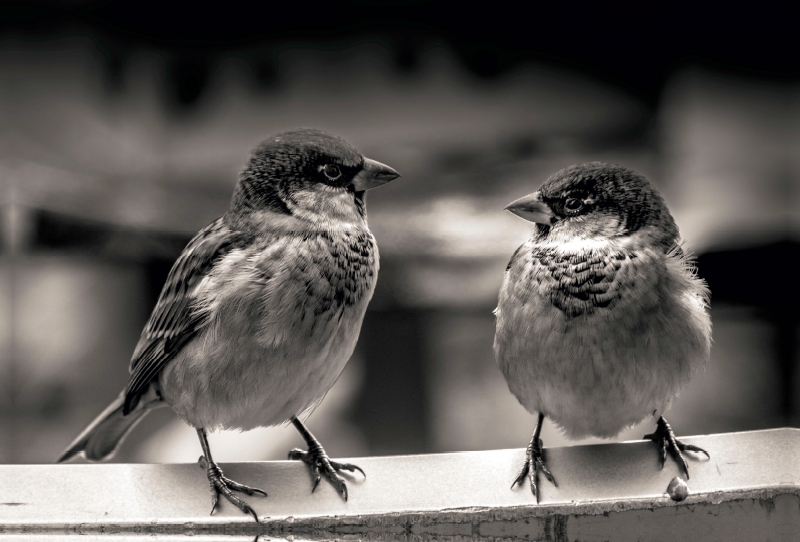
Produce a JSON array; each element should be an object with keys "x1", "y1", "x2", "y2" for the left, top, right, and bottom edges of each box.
[{"x1": 59, "y1": 129, "x2": 711, "y2": 518}]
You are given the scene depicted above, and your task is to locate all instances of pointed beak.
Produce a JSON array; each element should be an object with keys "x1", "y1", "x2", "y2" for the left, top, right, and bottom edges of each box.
[
  {"x1": 351, "y1": 157, "x2": 401, "y2": 191},
  {"x1": 504, "y1": 191, "x2": 554, "y2": 224}
]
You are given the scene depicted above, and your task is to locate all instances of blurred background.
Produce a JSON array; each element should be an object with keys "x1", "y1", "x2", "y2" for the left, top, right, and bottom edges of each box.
[{"x1": 0, "y1": 2, "x2": 797, "y2": 464}]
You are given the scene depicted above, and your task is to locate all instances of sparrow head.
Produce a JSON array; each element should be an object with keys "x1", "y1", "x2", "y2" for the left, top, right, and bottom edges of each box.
[
  {"x1": 229, "y1": 128, "x2": 400, "y2": 225},
  {"x1": 505, "y1": 162, "x2": 678, "y2": 249}
]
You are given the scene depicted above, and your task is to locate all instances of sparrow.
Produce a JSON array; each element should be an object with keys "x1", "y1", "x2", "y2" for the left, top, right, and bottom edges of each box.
[
  {"x1": 58, "y1": 128, "x2": 400, "y2": 520},
  {"x1": 494, "y1": 162, "x2": 711, "y2": 501}
]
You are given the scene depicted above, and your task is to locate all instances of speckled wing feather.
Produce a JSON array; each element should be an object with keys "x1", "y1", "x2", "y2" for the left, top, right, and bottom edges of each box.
[{"x1": 123, "y1": 217, "x2": 248, "y2": 414}]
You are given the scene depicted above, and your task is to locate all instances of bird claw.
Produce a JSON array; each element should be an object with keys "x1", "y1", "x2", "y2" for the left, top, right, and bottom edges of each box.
[
  {"x1": 645, "y1": 417, "x2": 709, "y2": 480},
  {"x1": 199, "y1": 457, "x2": 267, "y2": 522},
  {"x1": 330, "y1": 459, "x2": 367, "y2": 478},
  {"x1": 512, "y1": 438, "x2": 556, "y2": 503},
  {"x1": 288, "y1": 447, "x2": 364, "y2": 501}
]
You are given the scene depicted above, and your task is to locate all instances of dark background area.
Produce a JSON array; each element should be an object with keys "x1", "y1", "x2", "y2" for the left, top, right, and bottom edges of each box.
[
  {"x1": 3, "y1": 2, "x2": 796, "y2": 103},
  {"x1": 1, "y1": 1, "x2": 797, "y2": 464}
]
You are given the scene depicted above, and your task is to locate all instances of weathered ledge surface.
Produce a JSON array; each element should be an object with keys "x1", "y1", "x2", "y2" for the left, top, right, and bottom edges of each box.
[{"x1": 0, "y1": 428, "x2": 797, "y2": 541}]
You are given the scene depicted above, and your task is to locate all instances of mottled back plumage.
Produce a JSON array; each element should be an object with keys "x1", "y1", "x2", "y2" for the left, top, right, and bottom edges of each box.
[{"x1": 125, "y1": 220, "x2": 249, "y2": 413}]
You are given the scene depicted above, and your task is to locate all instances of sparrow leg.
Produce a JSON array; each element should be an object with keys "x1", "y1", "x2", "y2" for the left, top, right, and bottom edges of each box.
[
  {"x1": 512, "y1": 412, "x2": 556, "y2": 502},
  {"x1": 288, "y1": 416, "x2": 365, "y2": 501},
  {"x1": 644, "y1": 416, "x2": 709, "y2": 479},
  {"x1": 196, "y1": 428, "x2": 267, "y2": 521}
]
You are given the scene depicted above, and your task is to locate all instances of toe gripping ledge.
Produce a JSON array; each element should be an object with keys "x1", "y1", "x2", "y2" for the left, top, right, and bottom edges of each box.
[{"x1": 0, "y1": 428, "x2": 797, "y2": 541}]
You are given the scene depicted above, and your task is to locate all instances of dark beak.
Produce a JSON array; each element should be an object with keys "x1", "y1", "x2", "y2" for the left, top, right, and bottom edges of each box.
[
  {"x1": 351, "y1": 157, "x2": 401, "y2": 191},
  {"x1": 504, "y1": 191, "x2": 554, "y2": 224}
]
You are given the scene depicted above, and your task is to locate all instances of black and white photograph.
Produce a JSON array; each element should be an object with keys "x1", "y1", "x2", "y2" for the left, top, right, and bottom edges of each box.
[{"x1": 0, "y1": 2, "x2": 797, "y2": 539}]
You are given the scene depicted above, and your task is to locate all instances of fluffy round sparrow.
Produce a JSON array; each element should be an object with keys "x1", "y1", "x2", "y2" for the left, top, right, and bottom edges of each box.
[
  {"x1": 494, "y1": 162, "x2": 711, "y2": 500},
  {"x1": 58, "y1": 128, "x2": 400, "y2": 520}
]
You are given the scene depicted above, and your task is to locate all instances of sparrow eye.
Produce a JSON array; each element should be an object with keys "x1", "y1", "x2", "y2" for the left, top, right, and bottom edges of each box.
[
  {"x1": 322, "y1": 164, "x2": 342, "y2": 181},
  {"x1": 564, "y1": 198, "x2": 583, "y2": 212}
]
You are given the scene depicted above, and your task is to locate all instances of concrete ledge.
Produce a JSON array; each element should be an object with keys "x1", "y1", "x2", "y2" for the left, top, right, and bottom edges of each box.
[{"x1": 0, "y1": 428, "x2": 797, "y2": 540}]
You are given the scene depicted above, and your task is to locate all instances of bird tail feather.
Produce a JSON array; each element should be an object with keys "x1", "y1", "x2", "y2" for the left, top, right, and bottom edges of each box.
[{"x1": 57, "y1": 390, "x2": 162, "y2": 463}]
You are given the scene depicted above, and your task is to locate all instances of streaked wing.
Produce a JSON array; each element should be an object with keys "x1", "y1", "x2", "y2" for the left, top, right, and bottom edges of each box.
[{"x1": 123, "y1": 217, "x2": 246, "y2": 414}]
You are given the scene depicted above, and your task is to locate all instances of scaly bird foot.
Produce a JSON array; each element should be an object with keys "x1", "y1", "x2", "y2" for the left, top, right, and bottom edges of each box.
[
  {"x1": 288, "y1": 447, "x2": 365, "y2": 501},
  {"x1": 198, "y1": 456, "x2": 267, "y2": 522},
  {"x1": 512, "y1": 437, "x2": 556, "y2": 503},
  {"x1": 644, "y1": 416, "x2": 709, "y2": 479}
]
